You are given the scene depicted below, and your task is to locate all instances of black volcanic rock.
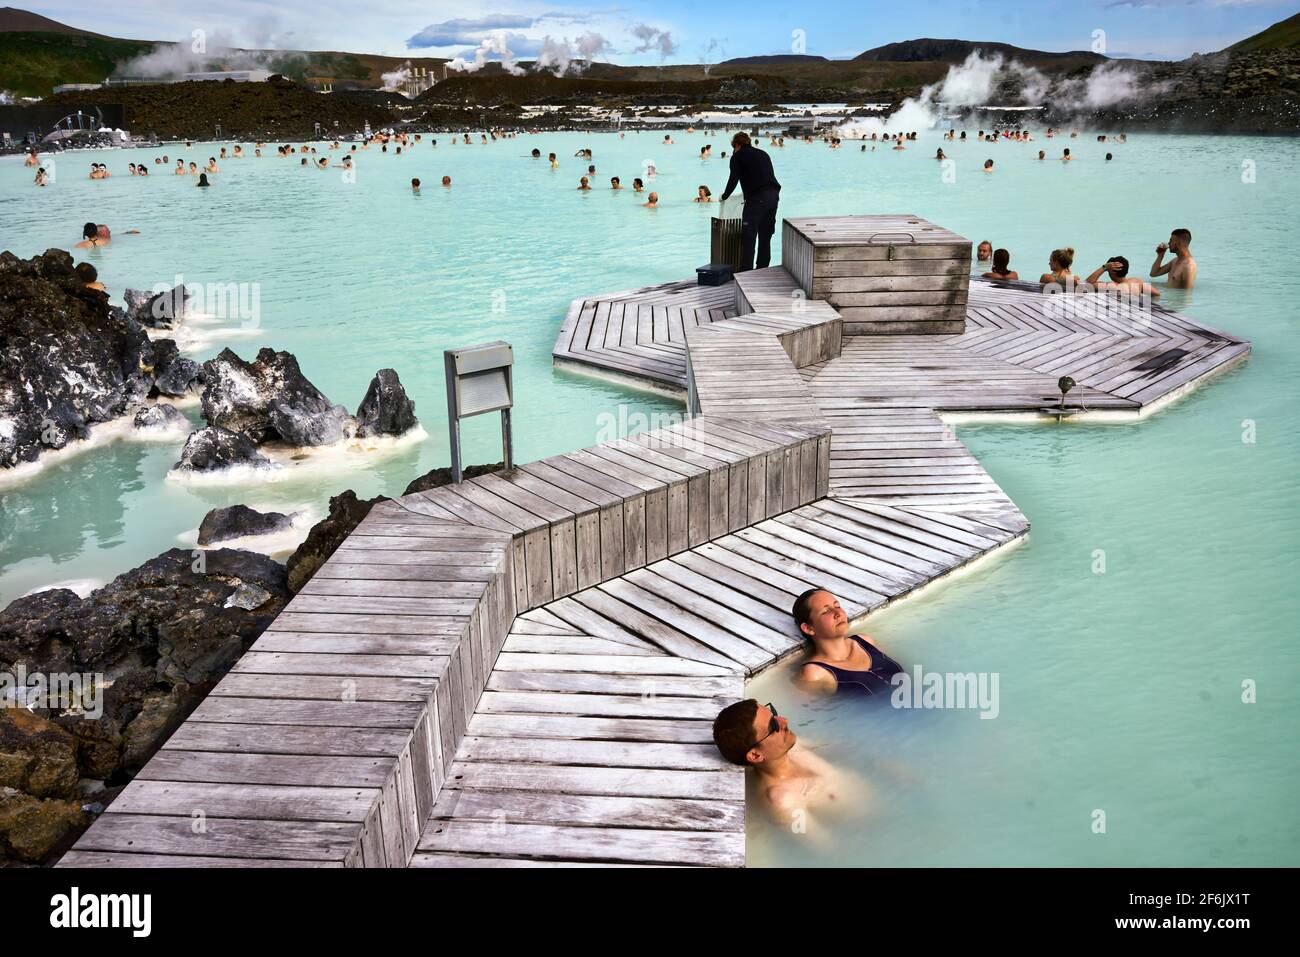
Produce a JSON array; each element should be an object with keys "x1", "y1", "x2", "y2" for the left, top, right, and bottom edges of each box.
[
  {"x1": 0, "y1": 547, "x2": 291, "y2": 861},
  {"x1": 197, "y1": 504, "x2": 294, "y2": 545},
  {"x1": 355, "y1": 368, "x2": 418, "y2": 438},
  {"x1": 173, "y1": 426, "x2": 272, "y2": 472},
  {"x1": 150, "y1": 338, "x2": 204, "y2": 396},
  {"x1": 200, "y1": 347, "x2": 355, "y2": 447},
  {"x1": 123, "y1": 284, "x2": 189, "y2": 329},
  {"x1": 131, "y1": 403, "x2": 188, "y2": 432},
  {"x1": 0, "y1": 249, "x2": 161, "y2": 469}
]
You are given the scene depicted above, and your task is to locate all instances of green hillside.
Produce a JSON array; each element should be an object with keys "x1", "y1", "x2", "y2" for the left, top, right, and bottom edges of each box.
[
  {"x1": 0, "y1": 31, "x2": 150, "y2": 96},
  {"x1": 1228, "y1": 12, "x2": 1300, "y2": 53}
]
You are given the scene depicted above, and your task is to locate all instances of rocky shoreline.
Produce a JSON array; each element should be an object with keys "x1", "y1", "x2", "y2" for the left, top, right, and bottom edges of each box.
[
  {"x1": 0, "y1": 454, "x2": 501, "y2": 865},
  {"x1": 0, "y1": 245, "x2": 455, "y2": 865},
  {"x1": 0, "y1": 249, "x2": 201, "y2": 471}
]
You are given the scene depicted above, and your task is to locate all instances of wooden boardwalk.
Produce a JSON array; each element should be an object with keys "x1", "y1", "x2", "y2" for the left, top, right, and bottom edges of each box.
[{"x1": 62, "y1": 233, "x2": 1249, "y2": 869}]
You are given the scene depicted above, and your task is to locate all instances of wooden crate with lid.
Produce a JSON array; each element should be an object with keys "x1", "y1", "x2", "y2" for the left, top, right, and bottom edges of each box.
[{"x1": 782, "y1": 215, "x2": 972, "y2": 334}]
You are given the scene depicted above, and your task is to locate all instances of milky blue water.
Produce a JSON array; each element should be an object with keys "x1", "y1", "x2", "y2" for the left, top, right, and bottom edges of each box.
[{"x1": 1, "y1": 130, "x2": 1297, "y2": 866}]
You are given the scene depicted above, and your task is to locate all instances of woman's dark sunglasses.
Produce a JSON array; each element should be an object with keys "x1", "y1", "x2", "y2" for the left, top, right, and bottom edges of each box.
[{"x1": 752, "y1": 702, "x2": 780, "y2": 747}]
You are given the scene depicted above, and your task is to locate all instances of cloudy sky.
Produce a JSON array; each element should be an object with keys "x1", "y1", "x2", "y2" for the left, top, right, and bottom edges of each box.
[{"x1": 24, "y1": 0, "x2": 1299, "y2": 62}]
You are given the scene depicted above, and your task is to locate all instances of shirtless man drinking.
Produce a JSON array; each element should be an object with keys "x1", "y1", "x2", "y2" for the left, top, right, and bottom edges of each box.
[
  {"x1": 1150, "y1": 228, "x2": 1197, "y2": 289},
  {"x1": 712, "y1": 699, "x2": 860, "y2": 837}
]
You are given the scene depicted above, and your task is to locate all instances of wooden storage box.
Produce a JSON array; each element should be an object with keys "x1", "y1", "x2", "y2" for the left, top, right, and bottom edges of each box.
[{"x1": 782, "y1": 215, "x2": 972, "y2": 334}]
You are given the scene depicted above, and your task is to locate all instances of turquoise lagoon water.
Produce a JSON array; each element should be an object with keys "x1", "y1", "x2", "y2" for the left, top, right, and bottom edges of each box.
[{"x1": 1, "y1": 131, "x2": 1297, "y2": 866}]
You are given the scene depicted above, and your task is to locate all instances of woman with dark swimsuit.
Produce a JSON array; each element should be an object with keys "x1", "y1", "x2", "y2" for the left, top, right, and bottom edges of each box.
[{"x1": 793, "y1": 588, "x2": 902, "y2": 696}]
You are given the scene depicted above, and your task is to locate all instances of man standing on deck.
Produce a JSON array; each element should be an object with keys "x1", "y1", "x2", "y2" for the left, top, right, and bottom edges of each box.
[{"x1": 720, "y1": 131, "x2": 782, "y2": 272}]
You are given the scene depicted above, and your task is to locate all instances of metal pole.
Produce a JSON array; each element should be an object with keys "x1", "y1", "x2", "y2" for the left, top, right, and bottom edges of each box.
[
  {"x1": 501, "y1": 408, "x2": 513, "y2": 470},
  {"x1": 449, "y1": 417, "x2": 463, "y2": 483}
]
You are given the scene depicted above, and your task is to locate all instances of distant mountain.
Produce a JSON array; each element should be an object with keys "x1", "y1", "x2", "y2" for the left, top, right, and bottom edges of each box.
[
  {"x1": 0, "y1": 6, "x2": 120, "y2": 39},
  {"x1": 721, "y1": 54, "x2": 829, "y2": 66},
  {"x1": 856, "y1": 38, "x2": 1104, "y2": 63},
  {"x1": 1227, "y1": 12, "x2": 1300, "y2": 53}
]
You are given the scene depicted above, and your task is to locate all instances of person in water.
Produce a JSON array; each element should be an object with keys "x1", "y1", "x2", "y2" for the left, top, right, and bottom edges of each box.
[
  {"x1": 695, "y1": 184, "x2": 712, "y2": 203},
  {"x1": 632, "y1": 177, "x2": 644, "y2": 192},
  {"x1": 577, "y1": 176, "x2": 592, "y2": 191},
  {"x1": 712, "y1": 698, "x2": 858, "y2": 832},
  {"x1": 1150, "y1": 228, "x2": 1197, "y2": 289},
  {"x1": 983, "y1": 248, "x2": 1019, "y2": 281},
  {"x1": 643, "y1": 191, "x2": 659, "y2": 208},
  {"x1": 74, "y1": 222, "x2": 106, "y2": 248},
  {"x1": 1084, "y1": 256, "x2": 1161, "y2": 298},
  {"x1": 792, "y1": 589, "x2": 903, "y2": 695},
  {"x1": 411, "y1": 177, "x2": 421, "y2": 192},
  {"x1": 720, "y1": 131, "x2": 781, "y2": 271},
  {"x1": 976, "y1": 240, "x2": 993, "y2": 266},
  {"x1": 75, "y1": 262, "x2": 106, "y2": 292},
  {"x1": 610, "y1": 176, "x2": 622, "y2": 190},
  {"x1": 196, "y1": 173, "x2": 211, "y2": 187},
  {"x1": 1040, "y1": 247, "x2": 1080, "y2": 288}
]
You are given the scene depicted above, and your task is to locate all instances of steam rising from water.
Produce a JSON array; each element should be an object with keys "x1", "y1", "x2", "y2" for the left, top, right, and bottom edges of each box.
[
  {"x1": 381, "y1": 61, "x2": 413, "y2": 91},
  {"x1": 448, "y1": 33, "x2": 525, "y2": 76},
  {"x1": 535, "y1": 33, "x2": 611, "y2": 76},
  {"x1": 841, "y1": 51, "x2": 1155, "y2": 135}
]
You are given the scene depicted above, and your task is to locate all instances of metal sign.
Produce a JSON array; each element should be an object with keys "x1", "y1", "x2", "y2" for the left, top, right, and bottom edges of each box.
[{"x1": 444, "y1": 341, "x2": 514, "y2": 482}]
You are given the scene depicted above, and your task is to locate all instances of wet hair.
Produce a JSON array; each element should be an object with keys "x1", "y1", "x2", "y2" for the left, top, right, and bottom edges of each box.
[
  {"x1": 1107, "y1": 255, "x2": 1130, "y2": 278},
  {"x1": 75, "y1": 262, "x2": 98, "y2": 284},
  {"x1": 992, "y1": 248, "x2": 1011, "y2": 272},
  {"x1": 713, "y1": 699, "x2": 760, "y2": 765},
  {"x1": 82, "y1": 222, "x2": 98, "y2": 240},
  {"x1": 411, "y1": 178, "x2": 420, "y2": 187},
  {"x1": 731, "y1": 131, "x2": 751, "y2": 149},
  {"x1": 1051, "y1": 247, "x2": 1075, "y2": 269},
  {"x1": 1106, "y1": 152, "x2": 1113, "y2": 161},
  {"x1": 633, "y1": 177, "x2": 643, "y2": 188},
  {"x1": 1172, "y1": 228, "x2": 1192, "y2": 245},
  {"x1": 984, "y1": 159, "x2": 993, "y2": 169},
  {"x1": 792, "y1": 586, "x2": 828, "y2": 637},
  {"x1": 698, "y1": 184, "x2": 711, "y2": 197}
]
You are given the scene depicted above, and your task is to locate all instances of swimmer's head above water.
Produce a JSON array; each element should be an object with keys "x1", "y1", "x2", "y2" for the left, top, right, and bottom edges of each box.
[
  {"x1": 793, "y1": 587, "x2": 849, "y2": 644},
  {"x1": 713, "y1": 699, "x2": 794, "y2": 766}
]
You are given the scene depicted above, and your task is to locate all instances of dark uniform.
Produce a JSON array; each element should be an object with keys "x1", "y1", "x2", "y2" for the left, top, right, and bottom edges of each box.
[{"x1": 720, "y1": 143, "x2": 781, "y2": 271}]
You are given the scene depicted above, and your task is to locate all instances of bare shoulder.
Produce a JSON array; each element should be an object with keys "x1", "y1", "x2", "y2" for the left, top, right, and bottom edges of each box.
[{"x1": 797, "y1": 662, "x2": 837, "y2": 693}]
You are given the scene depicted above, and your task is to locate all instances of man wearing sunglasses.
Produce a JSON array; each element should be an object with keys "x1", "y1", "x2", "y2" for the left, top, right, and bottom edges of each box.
[{"x1": 712, "y1": 699, "x2": 850, "y2": 832}]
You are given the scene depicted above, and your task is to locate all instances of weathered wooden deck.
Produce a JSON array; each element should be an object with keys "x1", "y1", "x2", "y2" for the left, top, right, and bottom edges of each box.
[{"x1": 62, "y1": 241, "x2": 1249, "y2": 869}]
